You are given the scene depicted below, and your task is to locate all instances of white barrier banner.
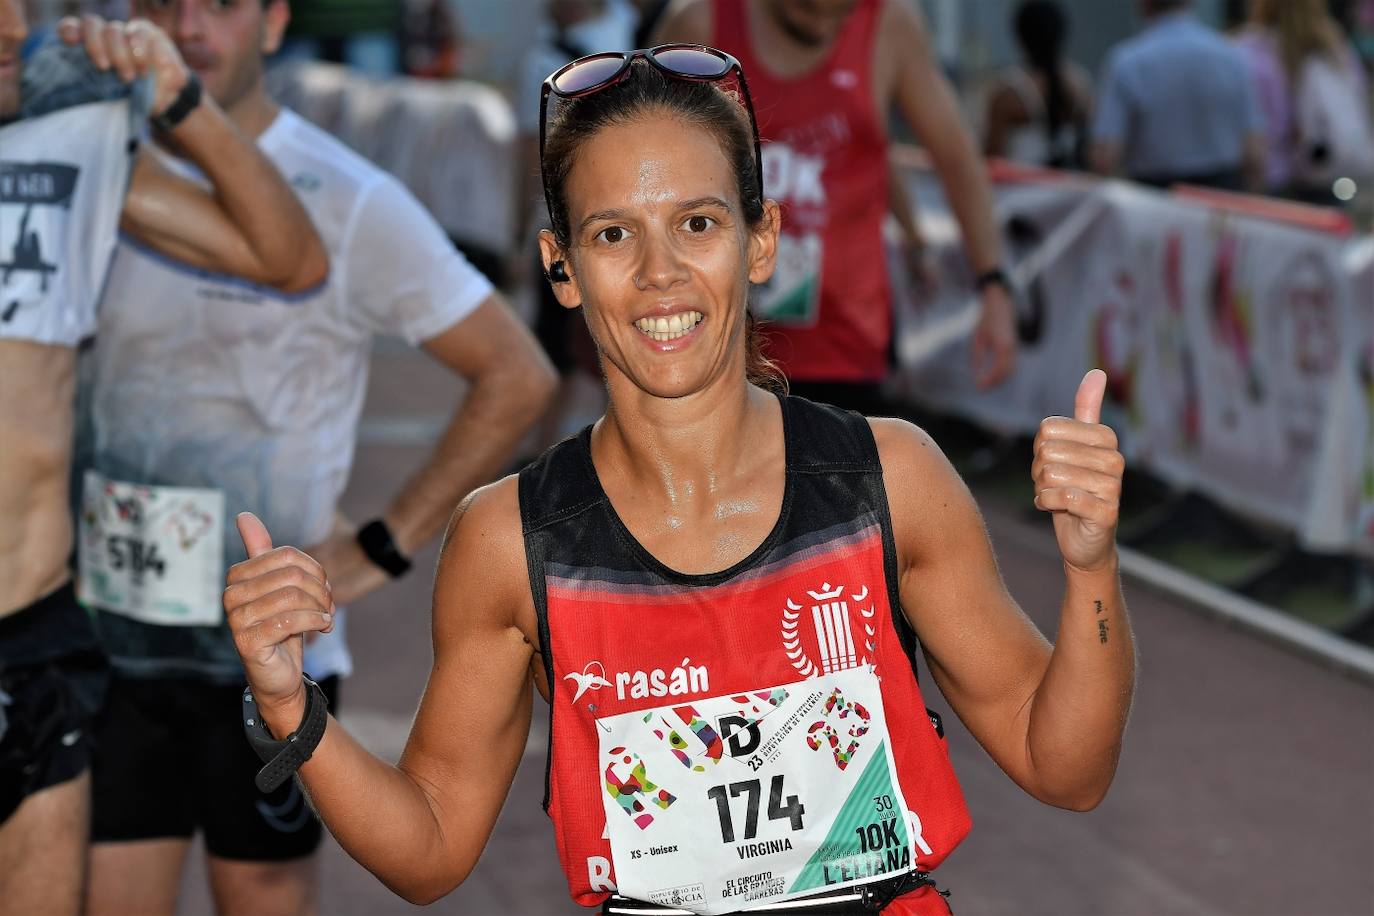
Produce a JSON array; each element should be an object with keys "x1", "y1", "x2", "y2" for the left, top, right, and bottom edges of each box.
[{"x1": 892, "y1": 173, "x2": 1372, "y2": 557}]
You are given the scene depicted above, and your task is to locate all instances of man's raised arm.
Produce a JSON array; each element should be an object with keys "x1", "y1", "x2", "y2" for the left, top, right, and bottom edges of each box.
[{"x1": 61, "y1": 15, "x2": 327, "y2": 292}]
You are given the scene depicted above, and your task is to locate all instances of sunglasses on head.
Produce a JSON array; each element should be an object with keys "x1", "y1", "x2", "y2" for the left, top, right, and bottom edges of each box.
[{"x1": 538, "y1": 44, "x2": 764, "y2": 232}]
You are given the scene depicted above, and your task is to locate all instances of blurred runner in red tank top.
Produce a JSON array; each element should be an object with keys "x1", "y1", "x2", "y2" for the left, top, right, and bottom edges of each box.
[{"x1": 657, "y1": 0, "x2": 1019, "y2": 411}]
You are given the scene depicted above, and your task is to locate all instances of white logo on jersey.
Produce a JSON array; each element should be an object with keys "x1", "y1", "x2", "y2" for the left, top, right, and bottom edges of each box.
[
  {"x1": 763, "y1": 144, "x2": 826, "y2": 206},
  {"x1": 587, "y1": 855, "x2": 617, "y2": 892},
  {"x1": 564, "y1": 661, "x2": 613, "y2": 703},
  {"x1": 614, "y1": 658, "x2": 709, "y2": 700},
  {"x1": 570, "y1": 659, "x2": 713, "y2": 702},
  {"x1": 780, "y1": 582, "x2": 876, "y2": 679}
]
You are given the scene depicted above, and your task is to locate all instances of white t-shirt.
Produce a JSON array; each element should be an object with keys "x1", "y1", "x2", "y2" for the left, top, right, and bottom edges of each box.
[
  {"x1": 0, "y1": 99, "x2": 137, "y2": 346},
  {"x1": 79, "y1": 109, "x2": 493, "y2": 682}
]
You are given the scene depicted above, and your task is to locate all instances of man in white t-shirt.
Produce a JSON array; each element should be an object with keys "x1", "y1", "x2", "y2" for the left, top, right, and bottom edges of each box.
[
  {"x1": 79, "y1": 2, "x2": 557, "y2": 914},
  {"x1": 0, "y1": 7, "x2": 327, "y2": 914}
]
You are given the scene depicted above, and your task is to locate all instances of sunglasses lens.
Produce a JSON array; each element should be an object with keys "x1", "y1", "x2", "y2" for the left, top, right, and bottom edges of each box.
[
  {"x1": 553, "y1": 56, "x2": 626, "y2": 95},
  {"x1": 653, "y1": 48, "x2": 731, "y2": 78}
]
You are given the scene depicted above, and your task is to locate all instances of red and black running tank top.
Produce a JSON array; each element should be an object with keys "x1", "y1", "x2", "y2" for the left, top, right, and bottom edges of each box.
[
  {"x1": 520, "y1": 397, "x2": 970, "y2": 914},
  {"x1": 711, "y1": 0, "x2": 892, "y2": 383}
]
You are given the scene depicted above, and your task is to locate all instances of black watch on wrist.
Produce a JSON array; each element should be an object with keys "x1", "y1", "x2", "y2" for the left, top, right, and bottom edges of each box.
[
  {"x1": 243, "y1": 676, "x2": 329, "y2": 792},
  {"x1": 151, "y1": 72, "x2": 202, "y2": 134},
  {"x1": 974, "y1": 267, "x2": 1011, "y2": 293},
  {"x1": 356, "y1": 519, "x2": 412, "y2": 578}
]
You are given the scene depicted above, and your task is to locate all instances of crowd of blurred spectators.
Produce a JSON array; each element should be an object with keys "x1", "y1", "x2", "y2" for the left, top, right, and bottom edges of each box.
[
  {"x1": 982, "y1": 0, "x2": 1373, "y2": 205},
  {"x1": 34, "y1": 0, "x2": 1374, "y2": 211}
]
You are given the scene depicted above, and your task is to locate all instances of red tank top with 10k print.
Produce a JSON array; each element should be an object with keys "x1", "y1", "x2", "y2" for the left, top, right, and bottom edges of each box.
[{"x1": 712, "y1": 0, "x2": 893, "y2": 383}]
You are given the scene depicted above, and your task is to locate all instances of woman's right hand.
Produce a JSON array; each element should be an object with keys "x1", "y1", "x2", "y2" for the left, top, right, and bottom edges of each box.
[{"x1": 225, "y1": 512, "x2": 335, "y2": 734}]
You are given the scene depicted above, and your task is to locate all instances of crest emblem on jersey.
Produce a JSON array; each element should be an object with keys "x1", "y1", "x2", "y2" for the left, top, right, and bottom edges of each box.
[{"x1": 780, "y1": 582, "x2": 876, "y2": 679}]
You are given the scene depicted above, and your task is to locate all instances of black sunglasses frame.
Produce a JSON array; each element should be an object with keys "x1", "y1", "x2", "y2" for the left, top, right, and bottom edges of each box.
[{"x1": 538, "y1": 44, "x2": 765, "y2": 241}]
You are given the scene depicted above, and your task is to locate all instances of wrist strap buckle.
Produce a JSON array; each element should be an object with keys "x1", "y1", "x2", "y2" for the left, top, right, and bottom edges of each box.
[{"x1": 242, "y1": 676, "x2": 329, "y2": 793}]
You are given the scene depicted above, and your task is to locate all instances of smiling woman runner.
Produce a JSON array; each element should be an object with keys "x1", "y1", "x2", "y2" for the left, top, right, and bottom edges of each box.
[{"x1": 223, "y1": 46, "x2": 1136, "y2": 915}]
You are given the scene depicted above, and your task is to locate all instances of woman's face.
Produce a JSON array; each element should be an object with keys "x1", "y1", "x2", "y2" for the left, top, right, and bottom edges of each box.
[{"x1": 542, "y1": 113, "x2": 778, "y2": 401}]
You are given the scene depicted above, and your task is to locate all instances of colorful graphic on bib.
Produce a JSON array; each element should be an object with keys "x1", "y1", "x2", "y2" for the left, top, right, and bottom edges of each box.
[
  {"x1": 649, "y1": 690, "x2": 791, "y2": 772},
  {"x1": 805, "y1": 688, "x2": 871, "y2": 771},
  {"x1": 652, "y1": 716, "x2": 703, "y2": 771},
  {"x1": 605, "y1": 748, "x2": 677, "y2": 830},
  {"x1": 781, "y1": 582, "x2": 875, "y2": 679},
  {"x1": 672, "y1": 705, "x2": 723, "y2": 763}
]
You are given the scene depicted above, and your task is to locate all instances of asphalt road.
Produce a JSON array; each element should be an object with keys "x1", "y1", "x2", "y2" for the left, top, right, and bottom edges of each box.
[{"x1": 178, "y1": 341, "x2": 1374, "y2": 916}]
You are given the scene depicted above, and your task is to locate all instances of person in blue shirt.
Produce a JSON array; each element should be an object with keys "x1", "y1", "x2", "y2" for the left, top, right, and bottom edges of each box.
[{"x1": 1090, "y1": 0, "x2": 1265, "y2": 191}]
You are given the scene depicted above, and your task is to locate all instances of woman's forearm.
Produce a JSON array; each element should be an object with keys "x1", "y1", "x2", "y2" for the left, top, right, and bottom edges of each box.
[
  {"x1": 1024, "y1": 557, "x2": 1136, "y2": 809},
  {"x1": 260, "y1": 707, "x2": 469, "y2": 905}
]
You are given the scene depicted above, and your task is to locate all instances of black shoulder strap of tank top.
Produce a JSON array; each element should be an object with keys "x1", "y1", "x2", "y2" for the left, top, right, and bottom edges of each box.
[
  {"x1": 518, "y1": 431, "x2": 606, "y2": 812},
  {"x1": 519, "y1": 428, "x2": 604, "y2": 534},
  {"x1": 781, "y1": 395, "x2": 881, "y2": 474}
]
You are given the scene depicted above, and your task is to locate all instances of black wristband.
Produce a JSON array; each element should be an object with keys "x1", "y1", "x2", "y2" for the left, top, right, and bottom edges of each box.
[
  {"x1": 974, "y1": 267, "x2": 1011, "y2": 293},
  {"x1": 356, "y1": 519, "x2": 412, "y2": 578},
  {"x1": 243, "y1": 676, "x2": 329, "y2": 793},
  {"x1": 151, "y1": 72, "x2": 202, "y2": 134}
]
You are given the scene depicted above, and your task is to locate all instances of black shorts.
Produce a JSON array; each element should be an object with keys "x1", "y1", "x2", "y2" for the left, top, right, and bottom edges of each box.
[
  {"x1": 90, "y1": 673, "x2": 340, "y2": 861},
  {"x1": 0, "y1": 583, "x2": 109, "y2": 825}
]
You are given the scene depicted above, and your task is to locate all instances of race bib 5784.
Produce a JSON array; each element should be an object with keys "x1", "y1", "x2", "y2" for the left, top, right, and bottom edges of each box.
[{"x1": 78, "y1": 471, "x2": 224, "y2": 626}]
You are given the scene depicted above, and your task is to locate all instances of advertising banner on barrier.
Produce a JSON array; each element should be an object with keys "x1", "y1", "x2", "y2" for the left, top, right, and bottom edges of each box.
[
  {"x1": 1349, "y1": 240, "x2": 1374, "y2": 555},
  {"x1": 891, "y1": 171, "x2": 1372, "y2": 557}
]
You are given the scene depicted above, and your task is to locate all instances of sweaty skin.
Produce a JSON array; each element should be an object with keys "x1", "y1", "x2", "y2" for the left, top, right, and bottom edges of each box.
[
  {"x1": 225, "y1": 108, "x2": 1134, "y2": 906},
  {"x1": 0, "y1": 11, "x2": 326, "y2": 620}
]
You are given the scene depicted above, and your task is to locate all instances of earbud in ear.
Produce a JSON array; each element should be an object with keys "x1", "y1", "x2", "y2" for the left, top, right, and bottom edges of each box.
[{"x1": 546, "y1": 260, "x2": 571, "y2": 283}]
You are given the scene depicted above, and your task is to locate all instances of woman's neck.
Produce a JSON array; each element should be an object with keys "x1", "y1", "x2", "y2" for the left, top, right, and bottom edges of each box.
[{"x1": 594, "y1": 373, "x2": 776, "y2": 501}]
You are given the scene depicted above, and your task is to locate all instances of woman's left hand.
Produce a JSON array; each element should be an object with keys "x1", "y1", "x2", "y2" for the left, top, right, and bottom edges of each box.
[{"x1": 1032, "y1": 369, "x2": 1124, "y2": 574}]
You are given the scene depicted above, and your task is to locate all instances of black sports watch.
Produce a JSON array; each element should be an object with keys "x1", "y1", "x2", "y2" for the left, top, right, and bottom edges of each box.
[
  {"x1": 974, "y1": 267, "x2": 1011, "y2": 293},
  {"x1": 356, "y1": 518, "x2": 412, "y2": 578},
  {"x1": 243, "y1": 676, "x2": 329, "y2": 792},
  {"x1": 151, "y1": 72, "x2": 202, "y2": 134}
]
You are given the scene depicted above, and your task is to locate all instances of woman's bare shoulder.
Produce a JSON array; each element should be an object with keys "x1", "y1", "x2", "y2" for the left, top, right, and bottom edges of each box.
[
  {"x1": 867, "y1": 415, "x2": 959, "y2": 485},
  {"x1": 866, "y1": 416, "x2": 988, "y2": 563},
  {"x1": 433, "y1": 474, "x2": 532, "y2": 631}
]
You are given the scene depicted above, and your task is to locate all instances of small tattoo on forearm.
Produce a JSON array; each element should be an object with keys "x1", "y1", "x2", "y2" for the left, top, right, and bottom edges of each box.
[
  {"x1": 1094, "y1": 599, "x2": 1104, "y2": 615},
  {"x1": 1097, "y1": 619, "x2": 1110, "y2": 644}
]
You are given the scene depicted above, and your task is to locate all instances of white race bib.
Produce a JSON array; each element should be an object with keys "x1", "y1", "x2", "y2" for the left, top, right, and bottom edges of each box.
[
  {"x1": 78, "y1": 471, "x2": 225, "y2": 626},
  {"x1": 597, "y1": 665, "x2": 924, "y2": 915}
]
